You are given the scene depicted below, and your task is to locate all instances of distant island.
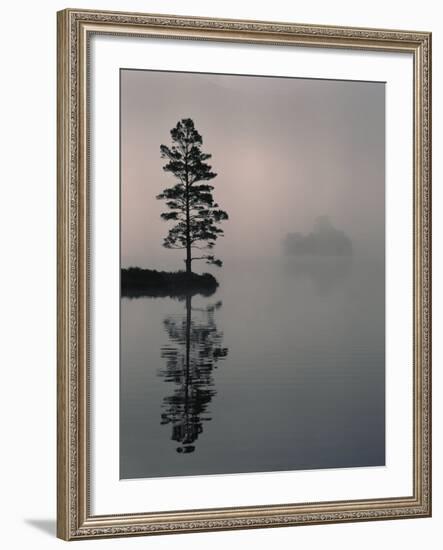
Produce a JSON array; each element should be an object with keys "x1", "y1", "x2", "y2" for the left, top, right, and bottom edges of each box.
[
  {"x1": 121, "y1": 268, "x2": 218, "y2": 298},
  {"x1": 283, "y1": 216, "x2": 353, "y2": 257}
]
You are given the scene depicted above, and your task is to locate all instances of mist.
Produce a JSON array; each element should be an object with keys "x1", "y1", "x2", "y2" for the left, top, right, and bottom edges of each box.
[{"x1": 121, "y1": 69, "x2": 385, "y2": 269}]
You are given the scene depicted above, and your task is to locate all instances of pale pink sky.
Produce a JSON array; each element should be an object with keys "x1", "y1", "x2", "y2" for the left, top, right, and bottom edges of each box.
[{"x1": 121, "y1": 70, "x2": 385, "y2": 269}]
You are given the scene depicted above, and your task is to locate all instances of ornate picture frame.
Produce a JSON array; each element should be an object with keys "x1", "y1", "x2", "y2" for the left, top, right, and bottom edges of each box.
[{"x1": 57, "y1": 8, "x2": 431, "y2": 540}]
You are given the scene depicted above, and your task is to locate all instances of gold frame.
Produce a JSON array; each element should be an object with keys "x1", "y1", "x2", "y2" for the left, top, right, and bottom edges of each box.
[{"x1": 57, "y1": 8, "x2": 432, "y2": 540}]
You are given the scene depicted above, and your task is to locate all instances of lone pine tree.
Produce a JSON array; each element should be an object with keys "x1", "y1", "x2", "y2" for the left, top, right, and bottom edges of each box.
[{"x1": 157, "y1": 118, "x2": 228, "y2": 274}]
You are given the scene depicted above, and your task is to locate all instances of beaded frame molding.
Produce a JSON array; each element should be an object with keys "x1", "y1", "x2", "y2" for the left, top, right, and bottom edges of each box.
[{"x1": 57, "y1": 8, "x2": 431, "y2": 540}]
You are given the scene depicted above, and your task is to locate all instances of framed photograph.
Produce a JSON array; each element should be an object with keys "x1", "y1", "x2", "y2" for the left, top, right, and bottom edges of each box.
[{"x1": 57, "y1": 8, "x2": 432, "y2": 540}]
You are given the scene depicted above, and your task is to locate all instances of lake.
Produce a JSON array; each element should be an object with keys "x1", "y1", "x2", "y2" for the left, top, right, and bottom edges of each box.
[{"x1": 120, "y1": 256, "x2": 385, "y2": 479}]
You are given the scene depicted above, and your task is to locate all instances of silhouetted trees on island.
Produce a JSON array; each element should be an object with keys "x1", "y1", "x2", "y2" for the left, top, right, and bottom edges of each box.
[
  {"x1": 283, "y1": 216, "x2": 353, "y2": 257},
  {"x1": 123, "y1": 118, "x2": 229, "y2": 296}
]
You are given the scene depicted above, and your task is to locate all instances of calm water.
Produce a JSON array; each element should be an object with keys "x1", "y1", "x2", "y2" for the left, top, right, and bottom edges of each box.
[{"x1": 120, "y1": 256, "x2": 385, "y2": 479}]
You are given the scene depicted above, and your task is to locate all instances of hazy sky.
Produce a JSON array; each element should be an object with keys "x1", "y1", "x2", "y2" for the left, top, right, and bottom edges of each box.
[{"x1": 121, "y1": 69, "x2": 385, "y2": 269}]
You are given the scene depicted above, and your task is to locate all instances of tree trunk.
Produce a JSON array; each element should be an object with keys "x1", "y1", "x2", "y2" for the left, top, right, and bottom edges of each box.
[
  {"x1": 185, "y1": 158, "x2": 192, "y2": 275},
  {"x1": 185, "y1": 201, "x2": 191, "y2": 274},
  {"x1": 185, "y1": 246, "x2": 191, "y2": 274}
]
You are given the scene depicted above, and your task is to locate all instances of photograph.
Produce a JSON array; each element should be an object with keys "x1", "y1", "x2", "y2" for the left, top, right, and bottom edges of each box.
[
  {"x1": 120, "y1": 69, "x2": 386, "y2": 479},
  {"x1": 55, "y1": 7, "x2": 432, "y2": 540}
]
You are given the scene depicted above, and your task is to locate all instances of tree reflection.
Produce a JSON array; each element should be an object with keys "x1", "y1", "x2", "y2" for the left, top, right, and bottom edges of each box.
[{"x1": 159, "y1": 296, "x2": 228, "y2": 453}]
